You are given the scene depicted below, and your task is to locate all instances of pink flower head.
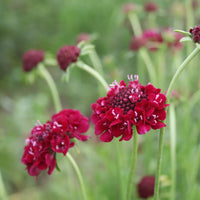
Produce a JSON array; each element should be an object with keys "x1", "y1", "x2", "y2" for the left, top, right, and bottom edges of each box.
[
  {"x1": 22, "y1": 50, "x2": 44, "y2": 72},
  {"x1": 122, "y1": 3, "x2": 137, "y2": 13},
  {"x1": 190, "y1": 25, "x2": 200, "y2": 43},
  {"x1": 21, "y1": 109, "x2": 89, "y2": 178},
  {"x1": 76, "y1": 33, "x2": 90, "y2": 44},
  {"x1": 91, "y1": 75, "x2": 169, "y2": 142},
  {"x1": 130, "y1": 36, "x2": 146, "y2": 51},
  {"x1": 57, "y1": 45, "x2": 80, "y2": 71},
  {"x1": 144, "y1": 1, "x2": 158, "y2": 13},
  {"x1": 137, "y1": 176, "x2": 155, "y2": 199},
  {"x1": 162, "y1": 28, "x2": 183, "y2": 51},
  {"x1": 142, "y1": 29, "x2": 163, "y2": 51}
]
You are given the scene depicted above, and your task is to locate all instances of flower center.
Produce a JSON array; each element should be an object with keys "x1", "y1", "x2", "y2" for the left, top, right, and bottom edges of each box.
[{"x1": 110, "y1": 87, "x2": 145, "y2": 113}]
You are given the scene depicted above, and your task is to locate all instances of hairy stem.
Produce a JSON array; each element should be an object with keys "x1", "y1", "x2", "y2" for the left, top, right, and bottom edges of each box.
[{"x1": 126, "y1": 126, "x2": 138, "y2": 200}]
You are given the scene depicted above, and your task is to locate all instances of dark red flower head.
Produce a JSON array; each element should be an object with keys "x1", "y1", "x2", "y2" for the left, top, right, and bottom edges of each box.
[
  {"x1": 91, "y1": 75, "x2": 169, "y2": 142},
  {"x1": 190, "y1": 25, "x2": 200, "y2": 43},
  {"x1": 130, "y1": 36, "x2": 146, "y2": 51},
  {"x1": 57, "y1": 45, "x2": 80, "y2": 71},
  {"x1": 22, "y1": 50, "x2": 44, "y2": 72},
  {"x1": 144, "y1": 1, "x2": 158, "y2": 13},
  {"x1": 21, "y1": 109, "x2": 89, "y2": 178},
  {"x1": 137, "y1": 176, "x2": 155, "y2": 199},
  {"x1": 76, "y1": 33, "x2": 90, "y2": 44}
]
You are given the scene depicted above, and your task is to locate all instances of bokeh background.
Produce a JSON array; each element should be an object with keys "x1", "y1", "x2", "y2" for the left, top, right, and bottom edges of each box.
[{"x1": 1, "y1": 0, "x2": 200, "y2": 199}]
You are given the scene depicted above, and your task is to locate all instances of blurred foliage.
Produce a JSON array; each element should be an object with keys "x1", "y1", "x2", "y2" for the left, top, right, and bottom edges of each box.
[{"x1": 1, "y1": 0, "x2": 200, "y2": 199}]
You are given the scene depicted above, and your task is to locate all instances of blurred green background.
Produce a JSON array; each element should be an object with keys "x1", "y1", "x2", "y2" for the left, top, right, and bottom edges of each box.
[{"x1": 1, "y1": 0, "x2": 200, "y2": 199}]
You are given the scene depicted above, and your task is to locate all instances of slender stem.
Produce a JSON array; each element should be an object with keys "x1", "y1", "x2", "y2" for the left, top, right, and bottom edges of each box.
[
  {"x1": 38, "y1": 63, "x2": 62, "y2": 112},
  {"x1": 153, "y1": 127, "x2": 164, "y2": 200},
  {"x1": 128, "y1": 13, "x2": 142, "y2": 36},
  {"x1": 76, "y1": 61, "x2": 109, "y2": 91},
  {"x1": 126, "y1": 126, "x2": 138, "y2": 200},
  {"x1": 139, "y1": 49, "x2": 157, "y2": 84},
  {"x1": 166, "y1": 45, "x2": 200, "y2": 99},
  {"x1": 169, "y1": 104, "x2": 176, "y2": 200},
  {"x1": 88, "y1": 50, "x2": 104, "y2": 75},
  {"x1": 128, "y1": 12, "x2": 156, "y2": 85},
  {"x1": 38, "y1": 63, "x2": 88, "y2": 200},
  {"x1": 0, "y1": 171, "x2": 8, "y2": 200},
  {"x1": 67, "y1": 153, "x2": 88, "y2": 200},
  {"x1": 154, "y1": 44, "x2": 200, "y2": 200}
]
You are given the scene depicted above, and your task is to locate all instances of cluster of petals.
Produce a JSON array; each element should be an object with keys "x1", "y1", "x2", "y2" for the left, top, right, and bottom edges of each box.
[
  {"x1": 22, "y1": 49, "x2": 45, "y2": 72},
  {"x1": 91, "y1": 75, "x2": 169, "y2": 142},
  {"x1": 57, "y1": 45, "x2": 80, "y2": 71},
  {"x1": 21, "y1": 109, "x2": 89, "y2": 178},
  {"x1": 190, "y1": 25, "x2": 200, "y2": 43},
  {"x1": 130, "y1": 28, "x2": 182, "y2": 52},
  {"x1": 137, "y1": 176, "x2": 155, "y2": 199}
]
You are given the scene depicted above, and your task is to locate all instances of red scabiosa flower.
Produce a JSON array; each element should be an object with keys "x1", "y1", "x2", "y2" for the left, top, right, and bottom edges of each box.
[
  {"x1": 21, "y1": 109, "x2": 89, "y2": 178},
  {"x1": 137, "y1": 176, "x2": 155, "y2": 199},
  {"x1": 142, "y1": 29, "x2": 163, "y2": 51},
  {"x1": 144, "y1": 1, "x2": 158, "y2": 13},
  {"x1": 91, "y1": 75, "x2": 168, "y2": 142},
  {"x1": 51, "y1": 109, "x2": 90, "y2": 141},
  {"x1": 57, "y1": 45, "x2": 80, "y2": 71},
  {"x1": 22, "y1": 50, "x2": 44, "y2": 72},
  {"x1": 130, "y1": 36, "x2": 146, "y2": 51},
  {"x1": 190, "y1": 25, "x2": 200, "y2": 43}
]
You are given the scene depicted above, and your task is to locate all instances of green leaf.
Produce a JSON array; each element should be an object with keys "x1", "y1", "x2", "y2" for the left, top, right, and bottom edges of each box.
[
  {"x1": 174, "y1": 29, "x2": 192, "y2": 36},
  {"x1": 180, "y1": 36, "x2": 193, "y2": 43}
]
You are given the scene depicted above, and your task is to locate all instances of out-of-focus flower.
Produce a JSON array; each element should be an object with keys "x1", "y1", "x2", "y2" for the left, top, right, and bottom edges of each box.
[
  {"x1": 137, "y1": 176, "x2": 155, "y2": 199},
  {"x1": 190, "y1": 25, "x2": 200, "y2": 43},
  {"x1": 162, "y1": 28, "x2": 183, "y2": 51},
  {"x1": 57, "y1": 45, "x2": 80, "y2": 71},
  {"x1": 192, "y1": 0, "x2": 199, "y2": 10},
  {"x1": 144, "y1": 1, "x2": 158, "y2": 13},
  {"x1": 142, "y1": 29, "x2": 163, "y2": 51},
  {"x1": 122, "y1": 3, "x2": 137, "y2": 13},
  {"x1": 21, "y1": 109, "x2": 89, "y2": 178},
  {"x1": 91, "y1": 75, "x2": 168, "y2": 142},
  {"x1": 76, "y1": 33, "x2": 90, "y2": 44},
  {"x1": 130, "y1": 36, "x2": 146, "y2": 51},
  {"x1": 22, "y1": 50, "x2": 44, "y2": 72}
]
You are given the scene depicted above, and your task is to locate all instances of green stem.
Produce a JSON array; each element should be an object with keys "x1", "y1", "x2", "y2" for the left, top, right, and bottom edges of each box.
[
  {"x1": 154, "y1": 128, "x2": 164, "y2": 200},
  {"x1": 88, "y1": 50, "x2": 104, "y2": 75},
  {"x1": 126, "y1": 126, "x2": 138, "y2": 200},
  {"x1": 76, "y1": 61, "x2": 109, "y2": 91},
  {"x1": 169, "y1": 104, "x2": 176, "y2": 200},
  {"x1": 139, "y1": 49, "x2": 157, "y2": 85},
  {"x1": 0, "y1": 171, "x2": 8, "y2": 200},
  {"x1": 38, "y1": 63, "x2": 88, "y2": 200},
  {"x1": 128, "y1": 12, "x2": 156, "y2": 85},
  {"x1": 154, "y1": 44, "x2": 200, "y2": 200},
  {"x1": 67, "y1": 153, "x2": 88, "y2": 200},
  {"x1": 128, "y1": 12, "x2": 142, "y2": 36},
  {"x1": 38, "y1": 63, "x2": 62, "y2": 112},
  {"x1": 166, "y1": 45, "x2": 200, "y2": 99}
]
